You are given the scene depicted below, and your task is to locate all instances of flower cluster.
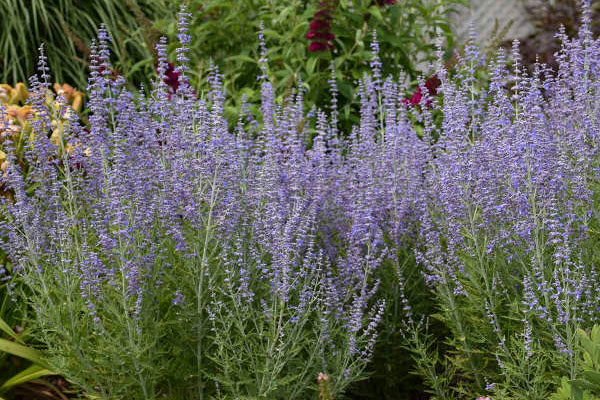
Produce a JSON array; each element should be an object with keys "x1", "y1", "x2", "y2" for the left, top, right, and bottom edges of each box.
[
  {"x1": 307, "y1": 0, "x2": 338, "y2": 52},
  {"x1": 408, "y1": 11, "x2": 600, "y2": 397},
  {"x1": 403, "y1": 74, "x2": 441, "y2": 106}
]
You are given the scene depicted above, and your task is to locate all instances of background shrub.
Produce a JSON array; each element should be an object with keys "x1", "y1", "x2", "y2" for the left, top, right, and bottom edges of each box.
[{"x1": 158, "y1": 0, "x2": 464, "y2": 129}]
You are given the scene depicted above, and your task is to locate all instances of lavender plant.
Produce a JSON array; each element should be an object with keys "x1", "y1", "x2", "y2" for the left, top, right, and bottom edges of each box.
[
  {"x1": 398, "y1": 2, "x2": 600, "y2": 399},
  {"x1": 5, "y1": 1, "x2": 600, "y2": 399},
  {"x1": 0, "y1": 8, "x2": 390, "y2": 400}
]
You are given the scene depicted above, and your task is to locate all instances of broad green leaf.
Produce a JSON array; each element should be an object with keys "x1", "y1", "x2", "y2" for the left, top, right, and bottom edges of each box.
[
  {"x1": 0, "y1": 339, "x2": 48, "y2": 368},
  {"x1": 262, "y1": 29, "x2": 281, "y2": 39},
  {"x1": 368, "y1": 5, "x2": 383, "y2": 22},
  {"x1": 0, "y1": 365, "x2": 53, "y2": 393},
  {"x1": 225, "y1": 55, "x2": 257, "y2": 64},
  {"x1": 354, "y1": 28, "x2": 364, "y2": 46},
  {"x1": 578, "y1": 330, "x2": 597, "y2": 366},
  {"x1": 571, "y1": 379, "x2": 598, "y2": 392},
  {"x1": 306, "y1": 57, "x2": 318, "y2": 75},
  {"x1": 290, "y1": 21, "x2": 308, "y2": 37},
  {"x1": 592, "y1": 326, "x2": 600, "y2": 343},
  {"x1": 337, "y1": 81, "x2": 353, "y2": 100}
]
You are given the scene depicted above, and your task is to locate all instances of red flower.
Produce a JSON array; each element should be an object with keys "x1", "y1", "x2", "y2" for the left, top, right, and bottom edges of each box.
[
  {"x1": 306, "y1": 0, "x2": 338, "y2": 52},
  {"x1": 164, "y1": 62, "x2": 181, "y2": 93},
  {"x1": 403, "y1": 87, "x2": 423, "y2": 106},
  {"x1": 309, "y1": 42, "x2": 328, "y2": 52},
  {"x1": 403, "y1": 75, "x2": 441, "y2": 107}
]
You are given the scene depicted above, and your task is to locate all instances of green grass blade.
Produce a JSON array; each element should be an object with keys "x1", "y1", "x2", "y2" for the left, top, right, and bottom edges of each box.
[
  {"x1": 0, "y1": 316, "x2": 22, "y2": 344},
  {"x1": 0, "y1": 364, "x2": 54, "y2": 392},
  {"x1": 0, "y1": 339, "x2": 48, "y2": 368}
]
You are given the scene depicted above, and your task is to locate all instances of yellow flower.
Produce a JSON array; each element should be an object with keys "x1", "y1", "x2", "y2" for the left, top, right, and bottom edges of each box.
[
  {"x1": 53, "y1": 83, "x2": 84, "y2": 112},
  {"x1": 0, "y1": 83, "x2": 29, "y2": 105},
  {"x1": 6, "y1": 105, "x2": 33, "y2": 123}
]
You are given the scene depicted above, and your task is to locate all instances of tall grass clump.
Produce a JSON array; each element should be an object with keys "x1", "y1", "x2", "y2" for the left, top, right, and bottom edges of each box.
[
  {"x1": 5, "y1": 1, "x2": 600, "y2": 399},
  {"x1": 0, "y1": 0, "x2": 168, "y2": 89}
]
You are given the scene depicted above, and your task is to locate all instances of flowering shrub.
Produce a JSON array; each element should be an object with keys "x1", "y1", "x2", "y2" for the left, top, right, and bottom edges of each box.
[
  {"x1": 158, "y1": 0, "x2": 463, "y2": 130},
  {"x1": 398, "y1": 3, "x2": 600, "y2": 399}
]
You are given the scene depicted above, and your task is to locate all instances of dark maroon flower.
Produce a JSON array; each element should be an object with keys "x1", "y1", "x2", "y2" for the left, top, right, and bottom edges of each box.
[
  {"x1": 306, "y1": 31, "x2": 335, "y2": 40},
  {"x1": 306, "y1": 0, "x2": 338, "y2": 52},
  {"x1": 309, "y1": 20, "x2": 331, "y2": 31},
  {"x1": 425, "y1": 74, "x2": 441, "y2": 96},
  {"x1": 155, "y1": 60, "x2": 198, "y2": 100},
  {"x1": 164, "y1": 62, "x2": 181, "y2": 93},
  {"x1": 309, "y1": 42, "x2": 328, "y2": 52},
  {"x1": 403, "y1": 75, "x2": 441, "y2": 107}
]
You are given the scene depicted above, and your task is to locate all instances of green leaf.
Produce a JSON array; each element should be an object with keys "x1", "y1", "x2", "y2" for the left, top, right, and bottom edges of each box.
[
  {"x1": 0, "y1": 316, "x2": 20, "y2": 344},
  {"x1": 368, "y1": 5, "x2": 383, "y2": 22},
  {"x1": 570, "y1": 379, "x2": 598, "y2": 392},
  {"x1": 0, "y1": 339, "x2": 48, "y2": 368},
  {"x1": 262, "y1": 29, "x2": 281, "y2": 39},
  {"x1": 551, "y1": 377, "x2": 574, "y2": 400},
  {"x1": 125, "y1": 58, "x2": 151, "y2": 79},
  {"x1": 337, "y1": 81, "x2": 353, "y2": 100},
  {"x1": 225, "y1": 55, "x2": 257, "y2": 64},
  {"x1": 592, "y1": 326, "x2": 600, "y2": 343},
  {"x1": 0, "y1": 365, "x2": 53, "y2": 393},
  {"x1": 306, "y1": 57, "x2": 318, "y2": 75},
  {"x1": 354, "y1": 28, "x2": 364, "y2": 48}
]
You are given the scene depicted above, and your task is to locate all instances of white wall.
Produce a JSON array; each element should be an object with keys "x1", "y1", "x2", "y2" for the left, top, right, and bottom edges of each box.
[{"x1": 452, "y1": 0, "x2": 536, "y2": 44}]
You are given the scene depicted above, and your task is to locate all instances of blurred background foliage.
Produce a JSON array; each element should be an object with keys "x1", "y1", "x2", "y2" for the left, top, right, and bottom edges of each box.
[
  {"x1": 0, "y1": 0, "x2": 464, "y2": 130},
  {"x1": 158, "y1": 0, "x2": 465, "y2": 130}
]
